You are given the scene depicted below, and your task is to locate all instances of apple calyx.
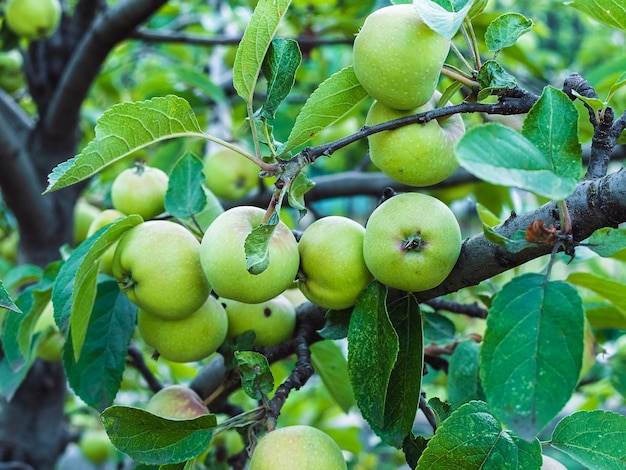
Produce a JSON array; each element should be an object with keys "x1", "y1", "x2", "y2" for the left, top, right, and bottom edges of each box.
[
  {"x1": 118, "y1": 272, "x2": 137, "y2": 291},
  {"x1": 402, "y1": 233, "x2": 426, "y2": 252}
]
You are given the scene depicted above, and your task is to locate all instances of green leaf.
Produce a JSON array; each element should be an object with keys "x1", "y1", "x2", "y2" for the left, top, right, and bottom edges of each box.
[
  {"x1": 244, "y1": 212, "x2": 279, "y2": 275},
  {"x1": 584, "y1": 301, "x2": 626, "y2": 330},
  {"x1": 347, "y1": 282, "x2": 399, "y2": 440},
  {"x1": 412, "y1": 0, "x2": 474, "y2": 40},
  {"x1": 476, "y1": 202, "x2": 502, "y2": 227},
  {"x1": 310, "y1": 340, "x2": 355, "y2": 413},
  {"x1": 567, "y1": 272, "x2": 626, "y2": 322},
  {"x1": 485, "y1": 13, "x2": 534, "y2": 52},
  {"x1": 521, "y1": 86, "x2": 582, "y2": 186},
  {"x1": 416, "y1": 401, "x2": 542, "y2": 469},
  {"x1": 235, "y1": 351, "x2": 274, "y2": 400},
  {"x1": 476, "y1": 60, "x2": 518, "y2": 99},
  {"x1": 0, "y1": 281, "x2": 20, "y2": 313},
  {"x1": 101, "y1": 405, "x2": 216, "y2": 465},
  {"x1": 44, "y1": 96, "x2": 205, "y2": 193},
  {"x1": 403, "y1": 433, "x2": 428, "y2": 469},
  {"x1": 572, "y1": 90, "x2": 606, "y2": 115},
  {"x1": 456, "y1": 123, "x2": 579, "y2": 200},
  {"x1": 164, "y1": 151, "x2": 207, "y2": 220},
  {"x1": 287, "y1": 172, "x2": 315, "y2": 218},
  {"x1": 233, "y1": 0, "x2": 292, "y2": 102},
  {"x1": 480, "y1": 273, "x2": 584, "y2": 441},
  {"x1": 427, "y1": 397, "x2": 453, "y2": 427},
  {"x1": 382, "y1": 295, "x2": 423, "y2": 448},
  {"x1": 550, "y1": 410, "x2": 626, "y2": 470},
  {"x1": 606, "y1": 71, "x2": 626, "y2": 103},
  {"x1": 565, "y1": 0, "x2": 626, "y2": 32},
  {"x1": 282, "y1": 65, "x2": 367, "y2": 154},
  {"x1": 1, "y1": 282, "x2": 51, "y2": 371},
  {"x1": 0, "y1": 351, "x2": 34, "y2": 400},
  {"x1": 585, "y1": 227, "x2": 626, "y2": 257},
  {"x1": 422, "y1": 309, "x2": 456, "y2": 343},
  {"x1": 448, "y1": 340, "x2": 485, "y2": 408},
  {"x1": 260, "y1": 38, "x2": 301, "y2": 120},
  {"x1": 318, "y1": 309, "x2": 351, "y2": 340},
  {"x1": 52, "y1": 215, "x2": 142, "y2": 360},
  {"x1": 64, "y1": 280, "x2": 136, "y2": 411}
]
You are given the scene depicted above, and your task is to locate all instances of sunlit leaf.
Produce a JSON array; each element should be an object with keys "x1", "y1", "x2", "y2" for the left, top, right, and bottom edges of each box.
[
  {"x1": 282, "y1": 66, "x2": 367, "y2": 154},
  {"x1": 44, "y1": 96, "x2": 205, "y2": 193},
  {"x1": 485, "y1": 13, "x2": 534, "y2": 52},
  {"x1": 233, "y1": 0, "x2": 292, "y2": 102}
]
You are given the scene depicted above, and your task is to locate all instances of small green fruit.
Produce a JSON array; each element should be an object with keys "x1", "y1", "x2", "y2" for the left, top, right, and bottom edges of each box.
[
  {"x1": 73, "y1": 199, "x2": 101, "y2": 246},
  {"x1": 137, "y1": 296, "x2": 228, "y2": 363},
  {"x1": 363, "y1": 192, "x2": 461, "y2": 292},
  {"x1": 146, "y1": 385, "x2": 209, "y2": 419},
  {"x1": 113, "y1": 220, "x2": 210, "y2": 320},
  {"x1": 353, "y1": 4, "x2": 450, "y2": 110},
  {"x1": 221, "y1": 294, "x2": 296, "y2": 347},
  {"x1": 366, "y1": 91, "x2": 465, "y2": 187},
  {"x1": 200, "y1": 206, "x2": 300, "y2": 304},
  {"x1": 298, "y1": 216, "x2": 372, "y2": 310},
  {"x1": 203, "y1": 147, "x2": 260, "y2": 200},
  {"x1": 78, "y1": 429, "x2": 114, "y2": 465},
  {"x1": 111, "y1": 164, "x2": 169, "y2": 220},
  {"x1": 5, "y1": 0, "x2": 62, "y2": 40},
  {"x1": 0, "y1": 50, "x2": 25, "y2": 93},
  {"x1": 86, "y1": 208, "x2": 125, "y2": 276},
  {"x1": 249, "y1": 425, "x2": 346, "y2": 470}
]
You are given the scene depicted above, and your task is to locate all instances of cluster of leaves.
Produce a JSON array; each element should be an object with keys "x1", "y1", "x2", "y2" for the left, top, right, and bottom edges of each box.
[{"x1": 2, "y1": 0, "x2": 626, "y2": 469}]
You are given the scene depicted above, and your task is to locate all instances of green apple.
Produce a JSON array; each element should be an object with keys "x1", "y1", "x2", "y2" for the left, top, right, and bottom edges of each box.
[
  {"x1": 137, "y1": 296, "x2": 227, "y2": 363},
  {"x1": 145, "y1": 384, "x2": 210, "y2": 419},
  {"x1": 0, "y1": 50, "x2": 25, "y2": 93},
  {"x1": 34, "y1": 301, "x2": 64, "y2": 362},
  {"x1": 87, "y1": 208, "x2": 125, "y2": 275},
  {"x1": 73, "y1": 198, "x2": 101, "y2": 246},
  {"x1": 113, "y1": 220, "x2": 210, "y2": 320},
  {"x1": 111, "y1": 164, "x2": 169, "y2": 220},
  {"x1": 78, "y1": 429, "x2": 115, "y2": 465},
  {"x1": 298, "y1": 216, "x2": 373, "y2": 310},
  {"x1": 203, "y1": 147, "x2": 260, "y2": 200},
  {"x1": 5, "y1": 0, "x2": 62, "y2": 40},
  {"x1": 200, "y1": 206, "x2": 299, "y2": 303},
  {"x1": 363, "y1": 192, "x2": 461, "y2": 292},
  {"x1": 353, "y1": 4, "x2": 450, "y2": 110},
  {"x1": 221, "y1": 294, "x2": 296, "y2": 347},
  {"x1": 249, "y1": 425, "x2": 346, "y2": 470},
  {"x1": 366, "y1": 91, "x2": 465, "y2": 187}
]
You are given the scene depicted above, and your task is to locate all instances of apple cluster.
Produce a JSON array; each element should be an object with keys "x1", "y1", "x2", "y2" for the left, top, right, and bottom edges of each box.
[
  {"x1": 353, "y1": 4, "x2": 466, "y2": 188},
  {"x1": 350, "y1": 4, "x2": 466, "y2": 289}
]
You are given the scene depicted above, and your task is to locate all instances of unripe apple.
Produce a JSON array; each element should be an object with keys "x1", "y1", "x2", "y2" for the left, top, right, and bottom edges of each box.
[
  {"x1": 298, "y1": 216, "x2": 373, "y2": 310},
  {"x1": 363, "y1": 192, "x2": 461, "y2": 292},
  {"x1": 34, "y1": 301, "x2": 64, "y2": 362},
  {"x1": 78, "y1": 428, "x2": 115, "y2": 465},
  {"x1": 353, "y1": 4, "x2": 450, "y2": 110},
  {"x1": 200, "y1": 206, "x2": 300, "y2": 304},
  {"x1": 145, "y1": 385, "x2": 209, "y2": 419},
  {"x1": 0, "y1": 50, "x2": 25, "y2": 94},
  {"x1": 249, "y1": 425, "x2": 346, "y2": 470},
  {"x1": 366, "y1": 91, "x2": 465, "y2": 187},
  {"x1": 137, "y1": 296, "x2": 228, "y2": 363},
  {"x1": 87, "y1": 208, "x2": 125, "y2": 275},
  {"x1": 73, "y1": 198, "x2": 101, "y2": 246},
  {"x1": 113, "y1": 220, "x2": 210, "y2": 320},
  {"x1": 203, "y1": 147, "x2": 260, "y2": 200},
  {"x1": 5, "y1": 0, "x2": 62, "y2": 40},
  {"x1": 111, "y1": 164, "x2": 169, "y2": 220},
  {"x1": 221, "y1": 294, "x2": 296, "y2": 347}
]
